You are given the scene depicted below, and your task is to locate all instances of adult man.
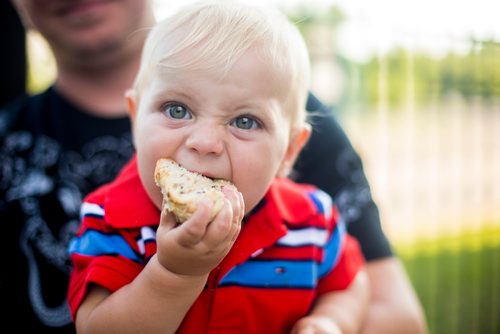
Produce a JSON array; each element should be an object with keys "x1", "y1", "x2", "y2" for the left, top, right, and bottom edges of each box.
[{"x1": 1, "y1": 0, "x2": 425, "y2": 332}]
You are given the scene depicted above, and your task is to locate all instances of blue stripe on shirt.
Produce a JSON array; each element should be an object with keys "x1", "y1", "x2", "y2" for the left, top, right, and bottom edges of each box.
[
  {"x1": 308, "y1": 189, "x2": 332, "y2": 221},
  {"x1": 219, "y1": 259, "x2": 316, "y2": 288},
  {"x1": 318, "y1": 218, "x2": 345, "y2": 278},
  {"x1": 219, "y1": 221, "x2": 345, "y2": 288},
  {"x1": 68, "y1": 229, "x2": 140, "y2": 263}
]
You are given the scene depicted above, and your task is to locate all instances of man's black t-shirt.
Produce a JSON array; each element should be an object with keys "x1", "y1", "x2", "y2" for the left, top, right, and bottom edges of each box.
[
  {"x1": 0, "y1": 88, "x2": 391, "y2": 332},
  {"x1": 0, "y1": 87, "x2": 134, "y2": 332},
  {"x1": 0, "y1": 1, "x2": 26, "y2": 107}
]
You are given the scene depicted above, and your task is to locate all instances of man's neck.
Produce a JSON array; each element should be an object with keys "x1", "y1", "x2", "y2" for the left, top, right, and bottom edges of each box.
[{"x1": 54, "y1": 46, "x2": 141, "y2": 119}]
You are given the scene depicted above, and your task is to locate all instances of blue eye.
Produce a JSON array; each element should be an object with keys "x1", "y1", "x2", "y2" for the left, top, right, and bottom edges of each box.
[
  {"x1": 232, "y1": 116, "x2": 259, "y2": 130},
  {"x1": 163, "y1": 104, "x2": 191, "y2": 119}
]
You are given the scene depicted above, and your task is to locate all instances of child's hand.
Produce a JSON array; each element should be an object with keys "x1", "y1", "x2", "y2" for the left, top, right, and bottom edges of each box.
[
  {"x1": 156, "y1": 186, "x2": 244, "y2": 276},
  {"x1": 290, "y1": 315, "x2": 343, "y2": 334}
]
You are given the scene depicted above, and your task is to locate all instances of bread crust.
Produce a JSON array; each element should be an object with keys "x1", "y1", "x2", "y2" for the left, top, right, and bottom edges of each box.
[{"x1": 154, "y1": 158, "x2": 232, "y2": 223}]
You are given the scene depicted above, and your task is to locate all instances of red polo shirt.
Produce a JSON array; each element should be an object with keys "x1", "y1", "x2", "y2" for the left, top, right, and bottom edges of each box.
[{"x1": 68, "y1": 156, "x2": 364, "y2": 333}]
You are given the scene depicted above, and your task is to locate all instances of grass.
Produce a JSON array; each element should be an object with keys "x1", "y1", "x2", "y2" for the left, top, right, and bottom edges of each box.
[{"x1": 397, "y1": 227, "x2": 500, "y2": 334}]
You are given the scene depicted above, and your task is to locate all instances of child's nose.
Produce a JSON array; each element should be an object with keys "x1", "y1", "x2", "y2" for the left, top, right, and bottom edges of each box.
[{"x1": 185, "y1": 124, "x2": 224, "y2": 156}]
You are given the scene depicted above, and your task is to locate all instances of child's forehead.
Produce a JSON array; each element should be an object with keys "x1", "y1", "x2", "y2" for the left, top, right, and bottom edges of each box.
[{"x1": 147, "y1": 64, "x2": 286, "y2": 105}]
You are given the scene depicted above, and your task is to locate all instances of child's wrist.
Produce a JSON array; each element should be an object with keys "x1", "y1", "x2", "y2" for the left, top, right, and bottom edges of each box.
[{"x1": 146, "y1": 255, "x2": 208, "y2": 289}]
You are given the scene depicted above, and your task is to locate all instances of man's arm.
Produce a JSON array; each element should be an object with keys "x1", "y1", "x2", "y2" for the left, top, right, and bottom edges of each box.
[{"x1": 361, "y1": 258, "x2": 427, "y2": 334}]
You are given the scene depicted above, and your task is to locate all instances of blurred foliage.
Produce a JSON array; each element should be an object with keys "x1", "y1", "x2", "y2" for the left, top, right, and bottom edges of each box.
[
  {"x1": 350, "y1": 40, "x2": 500, "y2": 108},
  {"x1": 286, "y1": 4, "x2": 345, "y2": 33},
  {"x1": 26, "y1": 31, "x2": 56, "y2": 94},
  {"x1": 287, "y1": 5, "x2": 500, "y2": 111}
]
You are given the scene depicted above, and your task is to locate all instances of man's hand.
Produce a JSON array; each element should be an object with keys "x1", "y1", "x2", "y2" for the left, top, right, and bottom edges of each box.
[{"x1": 291, "y1": 315, "x2": 342, "y2": 334}]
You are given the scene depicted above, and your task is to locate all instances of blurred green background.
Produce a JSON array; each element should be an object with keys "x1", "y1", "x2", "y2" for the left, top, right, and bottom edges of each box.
[
  {"x1": 291, "y1": 4, "x2": 500, "y2": 334},
  {"x1": 27, "y1": 1, "x2": 500, "y2": 333}
]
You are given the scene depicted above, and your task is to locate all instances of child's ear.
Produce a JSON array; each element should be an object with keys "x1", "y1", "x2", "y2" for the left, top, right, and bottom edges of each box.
[
  {"x1": 125, "y1": 89, "x2": 138, "y2": 122},
  {"x1": 277, "y1": 124, "x2": 311, "y2": 178},
  {"x1": 125, "y1": 89, "x2": 138, "y2": 148}
]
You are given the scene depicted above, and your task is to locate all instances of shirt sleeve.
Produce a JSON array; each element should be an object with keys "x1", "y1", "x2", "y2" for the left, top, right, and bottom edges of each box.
[
  {"x1": 317, "y1": 234, "x2": 365, "y2": 294},
  {"x1": 293, "y1": 92, "x2": 393, "y2": 261},
  {"x1": 68, "y1": 253, "x2": 143, "y2": 320},
  {"x1": 67, "y1": 197, "x2": 144, "y2": 320}
]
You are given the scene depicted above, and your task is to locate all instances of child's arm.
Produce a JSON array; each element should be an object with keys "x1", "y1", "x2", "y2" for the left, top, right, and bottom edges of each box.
[
  {"x1": 291, "y1": 269, "x2": 370, "y2": 334},
  {"x1": 74, "y1": 187, "x2": 244, "y2": 334},
  {"x1": 75, "y1": 255, "x2": 208, "y2": 334}
]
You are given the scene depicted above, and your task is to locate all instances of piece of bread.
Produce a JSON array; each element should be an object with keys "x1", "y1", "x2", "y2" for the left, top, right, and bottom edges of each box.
[{"x1": 154, "y1": 158, "x2": 233, "y2": 223}]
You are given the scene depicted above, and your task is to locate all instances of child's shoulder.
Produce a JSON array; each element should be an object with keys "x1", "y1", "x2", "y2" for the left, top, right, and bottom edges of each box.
[
  {"x1": 269, "y1": 177, "x2": 330, "y2": 203},
  {"x1": 267, "y1": 178, "x2": 336, "y2": 227}
]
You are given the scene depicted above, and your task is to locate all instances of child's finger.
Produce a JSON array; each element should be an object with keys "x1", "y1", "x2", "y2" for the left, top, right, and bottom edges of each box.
[
  {"x1": 222, "y1": 186, "x2": 245, "y2": 224},
  {"x1": 204, "y1": 198, "x2": 240, "y2": 248},
  {"x1": 159, "y1": 209, "x2": 179, "y2": 232},
  {"x1": 174, "y1": 198, "x2": 213, "y2": 247}
]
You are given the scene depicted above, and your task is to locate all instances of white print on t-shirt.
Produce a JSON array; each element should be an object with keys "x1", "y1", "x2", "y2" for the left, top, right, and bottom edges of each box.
[
  {"x1": 0, "y1": 127, "x2": 133, "y2": 327},
  {"x1": 335, "y1": 148, "x2": 373, "y2": 224}
]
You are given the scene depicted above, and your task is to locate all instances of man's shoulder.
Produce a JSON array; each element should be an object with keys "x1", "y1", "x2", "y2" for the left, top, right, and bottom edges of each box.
[{"x1": 0, "y1": 89, "x2": 52, "y2": 134}]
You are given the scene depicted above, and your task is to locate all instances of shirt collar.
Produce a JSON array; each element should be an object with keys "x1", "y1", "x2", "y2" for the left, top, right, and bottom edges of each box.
[{"x1": 104, "y1": 155, "x2": 161, "y2": 228}]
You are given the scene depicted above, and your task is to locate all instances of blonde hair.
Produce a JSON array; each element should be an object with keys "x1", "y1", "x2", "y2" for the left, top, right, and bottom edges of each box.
[{"x1": 133, "y1": 0, "x2": 310, "y2": 128}]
